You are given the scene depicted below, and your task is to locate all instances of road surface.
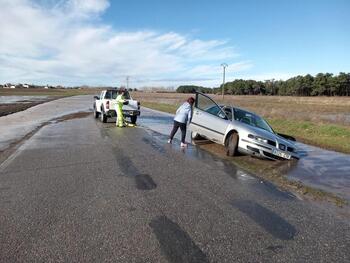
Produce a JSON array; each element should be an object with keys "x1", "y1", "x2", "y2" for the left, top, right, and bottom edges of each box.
[{"x1": 0, "y1": 102, "x2": 349, "y2": 262}]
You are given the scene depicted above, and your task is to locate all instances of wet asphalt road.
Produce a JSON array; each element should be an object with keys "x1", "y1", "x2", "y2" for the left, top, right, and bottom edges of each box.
[{"x1": 0, "y1": 115, "x2": 349, "y2": 262}]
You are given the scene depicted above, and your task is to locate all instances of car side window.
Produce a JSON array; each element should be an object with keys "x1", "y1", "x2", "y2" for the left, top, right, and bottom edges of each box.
[
  {"x1": 197, "y1": 93, "x2": 225, "y2": 118},
  {"x1": 111, "y1": 91, "x2": 118, "y2": 99},
  {"x1": 105, "y1": 91, "x2": 112, "y2": 99},
  {"x1": 206, "y1": 105, "x2": 221, "y2": 115},
  {"x1": 223, "y1": 107, "x2": 233, "y2": 120}
]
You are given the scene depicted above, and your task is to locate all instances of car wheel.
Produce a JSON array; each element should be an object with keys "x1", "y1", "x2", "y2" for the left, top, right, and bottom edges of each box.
[
  {"x1": 130, "y1": 116, "x2": 137, "y2": 124},
  {"x1": 226, "y1": 132, "x2": 238, "y2": 157},
  {"x1": 100, "y1": 108, "x2": 107, "y2": 123},
  {"x1": 93, "y1": 105, "x2": 99, "y2": 118},
  {"x1": 191, "y1": 131, "x2": 201, "y2": 140}
]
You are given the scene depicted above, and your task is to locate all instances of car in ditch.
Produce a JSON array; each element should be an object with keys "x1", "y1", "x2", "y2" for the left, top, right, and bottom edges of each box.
[
  {"x1": 189, "y1": 92, "x2": 299, "y2": 160},
  {"x1": 93, "y1": 89, "x2": 140, "y2": 124}
]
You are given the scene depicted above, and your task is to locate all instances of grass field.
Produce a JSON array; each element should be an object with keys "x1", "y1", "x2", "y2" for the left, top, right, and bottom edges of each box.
[{"x1": 133, "y1": 92, "x2": 350, "y2": 154}]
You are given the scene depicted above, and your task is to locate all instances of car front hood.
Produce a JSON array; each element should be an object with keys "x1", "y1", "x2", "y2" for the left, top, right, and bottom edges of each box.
[{"x1": 232, "y1": 121, "x2": 296, "y2": 147}]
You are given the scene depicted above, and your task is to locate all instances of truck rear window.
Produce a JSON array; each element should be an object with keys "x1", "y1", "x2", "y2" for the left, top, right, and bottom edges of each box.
[{"x1": 105, "y1": 90, "x2": 130, "y2": 99}]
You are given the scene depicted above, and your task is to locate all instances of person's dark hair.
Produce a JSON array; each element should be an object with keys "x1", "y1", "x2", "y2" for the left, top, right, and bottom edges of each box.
[{"x1": 187, "y1": 97, "x2": 195, "y2": 105}]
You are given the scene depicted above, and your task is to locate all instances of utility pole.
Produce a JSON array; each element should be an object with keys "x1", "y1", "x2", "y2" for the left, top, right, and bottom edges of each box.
[
  {"x1": 221, "y1": 63, "x2": 228, "y2": 100},
  {"x1": 126, "y1": 76, "x2": 129, "y2": 90}
]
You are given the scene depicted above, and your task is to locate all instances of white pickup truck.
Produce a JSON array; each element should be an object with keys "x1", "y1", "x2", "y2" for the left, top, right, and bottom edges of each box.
[{"x1": 93, "y1": 89, "x2": 140, "y2": 124}]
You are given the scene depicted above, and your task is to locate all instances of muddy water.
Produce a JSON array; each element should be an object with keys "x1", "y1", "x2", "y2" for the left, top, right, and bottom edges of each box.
[{"x1": 139, "y1": 107, "x2": 350, "y2": 201}]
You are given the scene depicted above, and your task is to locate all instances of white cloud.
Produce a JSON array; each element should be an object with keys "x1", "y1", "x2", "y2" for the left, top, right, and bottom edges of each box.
[
  {"x1": 0, "y1": 0, "x2": 250, "y2": 87},
  {"x1": 67, "y1": 0, "x2": 110, "y2": 14}
]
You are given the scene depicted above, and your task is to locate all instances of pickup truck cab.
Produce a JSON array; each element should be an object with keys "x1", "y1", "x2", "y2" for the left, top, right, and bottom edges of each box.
[{"x1": 93, "y1": 89, "x2": 140, "y2": 123}]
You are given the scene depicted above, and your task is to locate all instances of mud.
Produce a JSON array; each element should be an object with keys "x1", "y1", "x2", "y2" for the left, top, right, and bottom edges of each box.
[{"x1": 149, "y1": 216, "x2": 209, "y2": 263}]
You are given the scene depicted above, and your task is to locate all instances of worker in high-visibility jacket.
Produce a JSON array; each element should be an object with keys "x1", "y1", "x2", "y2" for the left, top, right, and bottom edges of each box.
[{"x1": 115, "y1": 88, "x2": 127, "y2": 127}]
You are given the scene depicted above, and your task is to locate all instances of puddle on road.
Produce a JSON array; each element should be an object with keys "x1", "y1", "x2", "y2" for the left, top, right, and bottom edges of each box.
[
  {"x1": 288, "y1": 143, "x2": 350, "y2": 200},
  {"x1": 139, "y1": 108, "x2": 350, "y2": 202},
  {"x1": 149, "y1": 216, "x2": 209, "y2": 263},
  {"x1": 232, "y1": 200, "x2": 296, "y2": 240},
  {"x1": 0, "y1": 96, "x2": 50, "y2": 104},
  {"x1": 142, "y1": 137, "x2": 167, "y2": 155}
]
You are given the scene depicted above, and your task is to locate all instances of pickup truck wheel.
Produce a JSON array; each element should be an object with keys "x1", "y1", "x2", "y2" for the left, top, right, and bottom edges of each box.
[
  {"x1": 226, "y1": 132, "x2": 239, "y2": 157},
  {"x1": 130, "y1": 116, "x2": 137, "y2": 124},
  {"x1": 100, "y1": 108, "x2": 107, "y2": 123},
  {"x1": 93, "y1": 106, "x2": 100, "y2": 118}
]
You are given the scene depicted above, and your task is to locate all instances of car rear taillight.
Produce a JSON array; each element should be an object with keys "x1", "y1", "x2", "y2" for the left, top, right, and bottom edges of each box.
[{"x1": 106, "y1": 101, "x2": 110, "y2": 110}]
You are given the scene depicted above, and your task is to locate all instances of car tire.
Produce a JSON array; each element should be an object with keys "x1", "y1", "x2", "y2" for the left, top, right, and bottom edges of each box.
[
  {"x1": 191, "y1": 131, "x2": 201, "y2": 140},
  {"x1": 93, "y1": 105, "x2": 100, "y2": 118},
  {"x1": 100, "y1": 108, "x2": 107, "y2": 123},
  {"x1": 130, "y1": 116, "x2": 137, "y2": 124},
  {"x1": 226, "y1": 132, "x2": 239, "y2": 157}
]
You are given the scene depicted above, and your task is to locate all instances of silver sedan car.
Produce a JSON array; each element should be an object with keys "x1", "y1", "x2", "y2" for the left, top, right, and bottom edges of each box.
[{"x1": 189, "y1": 92, "x2": 299, "y2": 160}]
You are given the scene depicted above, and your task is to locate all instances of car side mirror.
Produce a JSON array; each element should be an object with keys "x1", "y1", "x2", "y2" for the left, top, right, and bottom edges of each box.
[{"x1": 94, "y1": 96, "x2": 99, "y2": 100}]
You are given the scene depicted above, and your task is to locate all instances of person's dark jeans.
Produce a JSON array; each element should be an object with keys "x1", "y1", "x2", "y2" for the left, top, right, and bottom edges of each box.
[{"x1": 169, "y1": 121, "x2": 186, "y2": 143}]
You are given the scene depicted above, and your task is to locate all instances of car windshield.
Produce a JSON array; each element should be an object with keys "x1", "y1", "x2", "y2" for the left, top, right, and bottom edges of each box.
[
  {"x1": 233, "y1": 108, "x2": 273, "y2": 133},
  {"x1": 105, "y1": 90, "x2": 131, "y2": 100}
]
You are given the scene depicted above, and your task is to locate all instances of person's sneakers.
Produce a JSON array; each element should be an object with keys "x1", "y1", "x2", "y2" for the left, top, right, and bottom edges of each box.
[
  {"x1": 180, "y1": 142, "x2": 188, "y2": 148},
  {"x1": 167, "y1": 139, "x2": 172, "y2": 144}
]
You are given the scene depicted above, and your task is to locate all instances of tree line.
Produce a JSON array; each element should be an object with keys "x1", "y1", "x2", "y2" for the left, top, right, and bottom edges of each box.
[{"x1": 176, "y1": 73, "x2": 350, "y2": 96}]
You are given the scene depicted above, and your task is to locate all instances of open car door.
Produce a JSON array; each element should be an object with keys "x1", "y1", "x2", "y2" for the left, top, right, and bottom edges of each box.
[{"x1": 189, "y1": 92, "x2": 230, "y2": 144}]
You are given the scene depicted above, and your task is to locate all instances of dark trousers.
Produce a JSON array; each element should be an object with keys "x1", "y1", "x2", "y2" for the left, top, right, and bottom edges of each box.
[{"x1": 169, "y1": 121, "x2": 186, "y2": 143}]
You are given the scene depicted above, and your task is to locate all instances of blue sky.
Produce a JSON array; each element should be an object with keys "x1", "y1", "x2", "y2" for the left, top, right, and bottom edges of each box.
[{"x1": 0, "y1": 0, "x2": 349, "y2": 87}]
